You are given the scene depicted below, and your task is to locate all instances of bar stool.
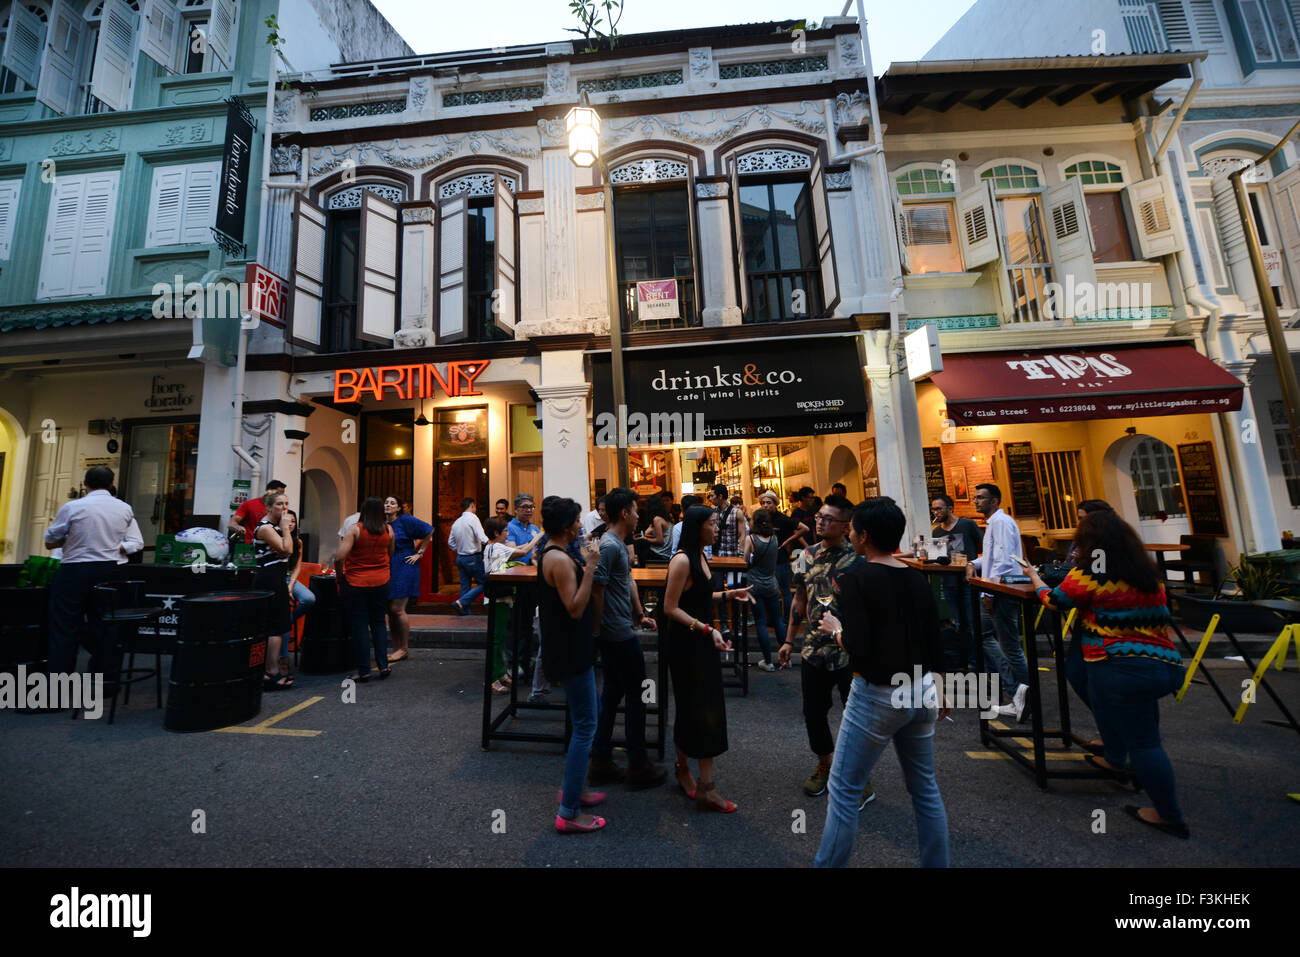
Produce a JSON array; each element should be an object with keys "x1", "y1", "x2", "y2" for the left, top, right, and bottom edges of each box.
[
  {"x1": 0, "y1": 585, "x2": 50, "y2": 672},
  {"x1": 91, "y1": 583, "x2": 164, "y2": 723}
]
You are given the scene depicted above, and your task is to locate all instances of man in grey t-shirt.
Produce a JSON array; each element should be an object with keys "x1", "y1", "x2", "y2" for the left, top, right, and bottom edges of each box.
[{"x1": 588, "y1": 488, "x2": 667, "y2": 791}]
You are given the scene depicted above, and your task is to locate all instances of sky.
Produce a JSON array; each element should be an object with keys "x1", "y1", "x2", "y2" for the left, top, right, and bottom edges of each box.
[{"x1": 369, "y1": 0, "x2": 979, "y2": 70}]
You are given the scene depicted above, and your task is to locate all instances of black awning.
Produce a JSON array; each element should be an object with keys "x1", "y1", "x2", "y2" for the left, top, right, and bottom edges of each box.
[{"x1": 877, "y1": 56, "x2": 1195, "y2": 115}]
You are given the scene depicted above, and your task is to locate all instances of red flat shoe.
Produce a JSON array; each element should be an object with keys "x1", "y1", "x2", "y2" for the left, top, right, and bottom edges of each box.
[{"x1": 555, "y1": 814, "x2": 606, "y2": 833}]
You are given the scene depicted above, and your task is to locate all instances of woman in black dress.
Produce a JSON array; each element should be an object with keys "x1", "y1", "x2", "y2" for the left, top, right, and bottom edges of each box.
[{"x1": 663, "y1": 506, "x2": 751, "y2": 813}]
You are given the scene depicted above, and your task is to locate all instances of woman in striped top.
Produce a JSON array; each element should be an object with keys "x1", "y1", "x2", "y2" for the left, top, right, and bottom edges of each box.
[
  {"x1": 254, "y1": 492, "x2": 296, "y2": 690},
  {"x1": 1027, "y1": 510, "x2": 1189, "y2": 839}
]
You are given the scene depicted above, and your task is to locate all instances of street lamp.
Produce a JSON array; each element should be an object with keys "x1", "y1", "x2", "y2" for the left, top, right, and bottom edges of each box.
[
  {"x1": 1227, "y1": 117, "x2": 1300, "y2": 494},
  {"x1": 566, "y1": 93, "x2": 630, "y2": 489}
]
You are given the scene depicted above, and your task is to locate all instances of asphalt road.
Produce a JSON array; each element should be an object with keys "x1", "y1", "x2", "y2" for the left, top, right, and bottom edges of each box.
[{"x1": 2, "y1": 640, "x2": 1296, "y2": 868}]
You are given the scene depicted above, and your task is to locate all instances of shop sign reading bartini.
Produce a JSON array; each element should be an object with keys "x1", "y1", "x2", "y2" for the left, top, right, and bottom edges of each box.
[{"x1": 333, "y1": 360, "x2": 490, "y2": 403}]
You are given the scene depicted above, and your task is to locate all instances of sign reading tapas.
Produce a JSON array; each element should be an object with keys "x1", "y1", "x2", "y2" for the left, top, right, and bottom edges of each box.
[
  {"x1": 333, "y1": 361, "x2": 489, "y2": 403},
  {"x1": 636, "y1": 279, "x2": 680, "y2": 321}
]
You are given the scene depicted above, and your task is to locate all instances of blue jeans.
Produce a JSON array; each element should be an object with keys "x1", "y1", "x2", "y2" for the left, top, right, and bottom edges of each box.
[
  {"x1": 559, "y1": 666, "x2": 598, "y2": 819},
  {"x1": 980, "y1": 596, "x2": 1028, "y2": 701},
  {"x1": 1088, "y1": 656, "x2": 1185, "y2": 825},
  {"x1": 1065, "y1": 634, "x2": 1090, "y2": 709},
  {"x1": 456, "y1": 553, "x2": 487, "y2": 608},
  {"x1": 343, "y1": 581, "x2": 389, "y2": 676},
  {"x1": 282, "y1": 579, "x2": 316, "y2": 645},
  {"x1": 814, "y1": 676, "x2": 949, "y2": 868},
  {"x1": 749, "y1": 589, "x2": 780, "y2": 663}
]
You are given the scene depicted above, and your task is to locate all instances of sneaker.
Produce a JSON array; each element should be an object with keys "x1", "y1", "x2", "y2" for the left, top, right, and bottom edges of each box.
[
  {"x1": 859, "y1": 783, "x2": 876, "y2": 810},
  {"x1": 626, "y1": 756, "x2": 668, "y2": 790},
  {"x1": 588, "y1": 756, "x2": 627, "y2": 786},
  {"x1": 803, "y1": 763, "x2": 831, "y2": 797},
  {"x1": 755, "y1": 660, "x2": 776, "y2": 673},
  {"x1": 527, "y1": 691, "x2": 549, "y2": 704},
  {"x1": 1011, "y1": 683, "x2": 1029, "y2": 722}
]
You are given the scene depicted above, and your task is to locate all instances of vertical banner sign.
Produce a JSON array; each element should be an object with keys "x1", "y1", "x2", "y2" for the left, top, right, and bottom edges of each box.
[
  {"x1": 212, "y1": 96, "x2": 255, "y2": 257},
  {"x1": 859, "y1": 439, "x2": 879, "y2": 499},
  {"x1": 922, "y1": 447, "x2": 946, "y2": 502},
  {"x1": 1177, "y1": 441, "x2": 1228, "y2": 537}
]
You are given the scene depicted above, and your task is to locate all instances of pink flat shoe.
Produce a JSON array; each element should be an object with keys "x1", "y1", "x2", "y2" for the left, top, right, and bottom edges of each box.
[
  {"x1": 556, "y1": 790, "x2": 607, "y2": 807},
  {"x1": 555, "y1": 813, "x2": 606, "y2": 833}
]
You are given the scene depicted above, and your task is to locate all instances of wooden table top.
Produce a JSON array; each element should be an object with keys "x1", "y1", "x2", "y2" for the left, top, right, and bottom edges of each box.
[
  {"x1": 898, "y1": 556, "x2": 972, "y2": 576},
  {"x1": 1145, "y1": 543, "x2": 1191, "y2": 552},
  {"x1": 967, "y1": 575, "x2": 1038, "y2": 600},
  {"x1": 489, "y1": 564, "x2": 669, "y2": 585},
  {"x1": 708, "y1": 555, "x2": 749, "y2": 569}
]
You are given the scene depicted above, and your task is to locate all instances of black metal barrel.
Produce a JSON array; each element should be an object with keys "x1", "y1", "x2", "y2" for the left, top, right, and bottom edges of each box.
[
  {"x1": 297, "y1": 574, "x2": 351, "y2": 674},
  {"x1": 164, "y1": 590, "x2": 273, "y2": 733}
]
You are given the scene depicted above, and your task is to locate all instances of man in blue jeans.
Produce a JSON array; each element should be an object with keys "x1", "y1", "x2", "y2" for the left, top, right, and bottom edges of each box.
[
  {"x1": 967, "y1": 483, "x2": 1030, "y2": 721},
  {"x1": 812, "y1": 498, "x2": 949, "y2": 867},
  {"x1": 447, "y1": 497, "x2": 488, "y2": 615}
]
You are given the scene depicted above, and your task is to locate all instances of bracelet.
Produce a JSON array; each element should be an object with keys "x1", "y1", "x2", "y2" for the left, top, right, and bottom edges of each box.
[{"x1": 698, "y1": 620, "x2": 711, "y2": 635}]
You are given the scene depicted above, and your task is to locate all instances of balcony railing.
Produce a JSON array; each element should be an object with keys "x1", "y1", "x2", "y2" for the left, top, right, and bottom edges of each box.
[
  {"x1": 617, "y1": 277, "x2": 700, "y2": 333},
  {"x1": 1005, "y1": 264, "x2": 1055, "y2": 324},
  {"x1": 743, "y1": 268, "x2": 824, "y2": 324}
]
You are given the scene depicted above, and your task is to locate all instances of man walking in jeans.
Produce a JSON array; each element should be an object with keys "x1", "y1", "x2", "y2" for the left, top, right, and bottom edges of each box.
[
  {"x1": 780, "y1": 493, "x2": 873, "y2": 806},
  {"x1": 967, "y1": 483, "x2": 1031, "y2": 720},
  {"x1": 447, "y1": 497, "x2": 488, "y2": 615},
  {"x1": 588, "y1": 487, "x2": 668, "y2": 790}
]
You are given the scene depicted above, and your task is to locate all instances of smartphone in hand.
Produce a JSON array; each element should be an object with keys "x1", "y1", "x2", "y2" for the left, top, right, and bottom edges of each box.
[{"x1": 1012, "y1": 555, "x2": 1031, "y2": 568}]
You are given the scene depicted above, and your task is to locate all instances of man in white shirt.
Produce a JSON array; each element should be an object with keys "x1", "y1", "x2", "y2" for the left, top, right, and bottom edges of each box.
[
  {"x1": 43, "y1": 466, "x2": 143, "y2": 683},
  {"x1": 447, "y1": 497, "x2": 489, "y2": 614},
  {"x1": 966, "y1": 482, "x2": 1030, "y2": 720},
  {"x1": 580, "y1": 495, "x2": 607, "y2": 541}
]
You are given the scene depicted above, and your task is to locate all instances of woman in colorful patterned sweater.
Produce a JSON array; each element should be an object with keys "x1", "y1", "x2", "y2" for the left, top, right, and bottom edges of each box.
[{"x1": 1026, "y1": 509, "x2": 1189, "y2": 839}]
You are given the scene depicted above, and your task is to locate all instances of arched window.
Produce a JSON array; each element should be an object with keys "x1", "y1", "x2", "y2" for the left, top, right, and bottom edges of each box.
[
  {"x1": 610, "y1": 154, "x2": 699, "y2": 331},
  {"x1": 896, "y1": 166, "x2": 955, "y2": 196},
  {"x1": 980, "y1": 163, "x2": 1041, "y2": 192},
  {"x1": 430, "y1": 169, "x2": 517, "y2": 343},
  {"x1": 320, "y1": 181, "x2": 407, "y2": 352},
  {"x1": 1129, "y1": 437, "x2": 1186, "y2": 520},
  {"x1": 1063, "y1": 158, "x2": 1134, "y2": 262}
]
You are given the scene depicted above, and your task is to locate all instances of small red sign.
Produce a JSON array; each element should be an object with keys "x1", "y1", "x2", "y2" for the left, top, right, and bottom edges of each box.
[
  {"x1": 246, "y1": 263, "x2": 287, "y2": 327},
  {"x1": 249, "y1": 639, "x2": 266, "y2": 668}
]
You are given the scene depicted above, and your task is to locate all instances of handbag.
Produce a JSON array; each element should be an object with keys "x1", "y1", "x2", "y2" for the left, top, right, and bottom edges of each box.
[{"x1": 1038, "y1": 561, "x2": 1072, "y2": 588}]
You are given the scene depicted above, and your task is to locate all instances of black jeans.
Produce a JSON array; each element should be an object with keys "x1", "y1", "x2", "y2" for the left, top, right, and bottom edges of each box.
[
  {"x1": 47, "y1": 561, "x2": 121, "y2": 677},
  {"x1": 593, "y1": 635, "x2": 648, "y2": 761},
  {"x1": 507, "y1": 583, "x2": 538, "y2": 672},
  {"x1": 801, "y1": 662, "x2": 853, "y2": 757},
  {"x1": 342, "y1": 580, "x2": 389, "y2": 676}
]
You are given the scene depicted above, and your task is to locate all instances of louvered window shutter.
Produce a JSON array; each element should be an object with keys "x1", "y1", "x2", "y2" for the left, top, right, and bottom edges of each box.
[
  {"x1": 357, "y1": 191, "x2": 399, "y2": 344},
  {"x1": 728, "y1": 159, "x2": 749, "y2": 318},
  {"x1": 1268, "y1": 166, "x2": 1300, "y2": 301},
  {"x1": 35, "y1": 0, "x2": 85, "y2": 116},
  {"x1": 38, "y1": 174, "x2": 84, "y2": 298},
  {"x1": 493, "y1": 175, "x2": 517, "y2": 335},
  {"x1": 437, "y1": 192, "x2": 470, "y2": 343},
  {"x1": 1043, "y1": 177, "x2": 1097, "y2": 305},
  {"x1": 71, "y1": 171, "x2": 119, "y2": 296},
  {"x1": 808, "y1": 152, "x2": 840, "y2": 316},
  {"x1": 1124, "y1": 176, "x2": 1182, "y2": 259},
  {"x1": 1211, "y1": 172, "x2": 1254, "y2": 303},
  {"x1": 208, "y1": 0, "x2": 236, "y2": 69},
  {"x1": 90, "y1": 0, "x2": 138, "y2": 112},
  {"x1": 180, "y1": 162, "x2": 219, "y2": 243},
  {"x1": 1, "y1": 3, "x2": 46, "y2": 88},
  {"x1": 955, "y1": 181, "x2": 1000, "y2": 267},
  {"x1": 139, "y1": 0, "x2": 181, "y2": 70},
  {"x1": 146, "y1": 167, "x2": 185, "y2": 247},
  {"x1": 290, "y1": 194, "x2": 326, "y2": 347},
  {"x1": 893, "y1": 191, "x2": 911, "y2": 274},
  {"x1": 0, "y1": 179, "x2": 22, "y2": 259}
]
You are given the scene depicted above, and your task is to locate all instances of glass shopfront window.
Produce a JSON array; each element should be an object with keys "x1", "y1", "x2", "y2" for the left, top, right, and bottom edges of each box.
[{"x1": 120, "y1": 420, "x2": 200, "y2": 548}]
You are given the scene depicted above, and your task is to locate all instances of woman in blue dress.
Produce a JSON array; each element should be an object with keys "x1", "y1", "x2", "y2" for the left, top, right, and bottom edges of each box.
[{"x1": 384, "y1": 495, "x2": 433, "y2": 662}]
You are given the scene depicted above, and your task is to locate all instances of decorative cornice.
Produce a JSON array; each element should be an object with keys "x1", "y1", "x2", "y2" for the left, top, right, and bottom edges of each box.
[{"x1": 885, "y1": 123, "x2": 1135, "y2": 152}]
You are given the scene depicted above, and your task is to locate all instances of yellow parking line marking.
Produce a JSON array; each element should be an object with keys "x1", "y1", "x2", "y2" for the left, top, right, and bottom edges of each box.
[{"x1": 215, "y1": 696, "x2": 324, "y2": 737}]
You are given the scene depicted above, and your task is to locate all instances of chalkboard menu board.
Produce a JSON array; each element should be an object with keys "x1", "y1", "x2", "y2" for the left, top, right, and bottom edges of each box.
[
  {"x1": 1177, "y1": 441, "x2": 1227, "y2": 537},
  {"x1": 1004, "y1": 441, "x2": 1041, "y2": 517},
  {"x1": 923, "y1": 447, "x2": 946, "y2": 501}
]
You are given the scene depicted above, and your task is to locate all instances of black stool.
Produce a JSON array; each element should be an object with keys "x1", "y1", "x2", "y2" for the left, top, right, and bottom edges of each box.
[
  {"x1": 0, "y1": 585, "x2": 50, "y2": 672},
  {"x1": 92, "y1": 584, "x2": 164, "y2": 723}
]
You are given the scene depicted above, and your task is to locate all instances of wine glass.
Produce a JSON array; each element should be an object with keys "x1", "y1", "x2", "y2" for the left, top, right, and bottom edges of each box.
[
  {"x1": 813, "y1": 579, "x2": 834, "y2": 611},
  {"x1": 641, "y1": 592, "x2": 659, "y2": 631}
]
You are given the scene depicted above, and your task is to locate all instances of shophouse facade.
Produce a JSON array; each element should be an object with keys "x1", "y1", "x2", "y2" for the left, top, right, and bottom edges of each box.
[
  {"x1": 923, "y1": 0, "x2": 1300, "y2": 576},
  {"x1": 0, "y1": 0, "x2": 410, "y2": 562},
  {"x1": 257, "y1": 14, "x2": 925, "y2": 596}
]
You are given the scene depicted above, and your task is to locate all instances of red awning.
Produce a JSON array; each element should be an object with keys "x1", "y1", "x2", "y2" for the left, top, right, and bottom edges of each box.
[{"x1": 930, "y1": 344, "x2": 1244, "y2": 426}]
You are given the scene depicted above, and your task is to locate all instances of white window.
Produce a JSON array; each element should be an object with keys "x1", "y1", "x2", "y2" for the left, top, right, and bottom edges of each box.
[
  {"x1": 1156, "y1": 1, "x2": 1226, "y2": 49},
  {"x1": 1064, "y1": 160, "x2": 1137, "y2": 263},
  {"x1": 1234, "y1": 0, "x2": 1300, "y2": 64},
  {"x1": 0, "y1": 178, "x2": 21, "y2": 258},
  {"x1": 82, "y1": 0, "x2": 140, "y2": 114},
  {"x1": 0, "y1": 2, "x2": 49, "y2": 93},
  {"x1": 895, "y1": 166, "x2": 963, "y2": 274},
  {"x1": 37, "y1": 169, "x2": 119, "y2": 299},
  {"x1": 145, "y1": 160, "x2": 219, "y2": 247},
  {"x1": 142, "y1": 0, "x2": 236, "y2": 75}
]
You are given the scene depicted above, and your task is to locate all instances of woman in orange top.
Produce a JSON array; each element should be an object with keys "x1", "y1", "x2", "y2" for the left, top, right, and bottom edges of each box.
[{"x1": 336, "y1": 496, "x2": 395, "y2": 682}]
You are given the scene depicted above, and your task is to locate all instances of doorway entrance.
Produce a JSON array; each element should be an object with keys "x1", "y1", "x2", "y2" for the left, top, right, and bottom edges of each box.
[
  {"x1": 120, "y1": 419, "x2": 200, "y2": 551},
  {"x1": 430, "y1": 406, "x2": 489, "y2": 596}
]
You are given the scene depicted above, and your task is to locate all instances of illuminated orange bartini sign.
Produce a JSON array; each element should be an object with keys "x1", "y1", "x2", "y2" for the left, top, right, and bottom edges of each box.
[{"x1": 333, "y1": 361, "x2": 490, "y2": 403}]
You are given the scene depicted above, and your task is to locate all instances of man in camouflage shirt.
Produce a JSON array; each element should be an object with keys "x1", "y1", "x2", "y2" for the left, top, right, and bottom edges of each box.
[{"x1": 780, "y1": 494, "x2": 873, "y2": 805}]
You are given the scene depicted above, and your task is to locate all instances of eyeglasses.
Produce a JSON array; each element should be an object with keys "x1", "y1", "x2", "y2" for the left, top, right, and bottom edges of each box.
[
  {"x1": 517, "y1": 504, "x2": 535, "y2": 510},
  {"x1": 815, "y1": 513, "x2": 846, "y2": 525}
]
